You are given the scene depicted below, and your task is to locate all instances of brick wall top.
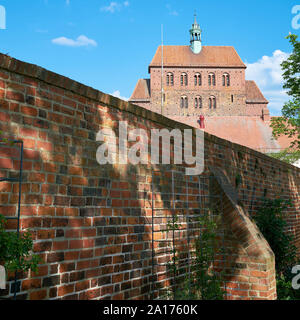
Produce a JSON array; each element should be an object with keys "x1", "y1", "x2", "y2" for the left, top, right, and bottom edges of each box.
[{"x1": 0, "y1": 52, "x2": 299, "y2": 175}]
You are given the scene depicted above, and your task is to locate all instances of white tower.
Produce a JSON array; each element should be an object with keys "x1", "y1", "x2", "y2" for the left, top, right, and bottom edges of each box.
[{"x1": 189, "y1": 13, "x2": 202, "y2": 54}]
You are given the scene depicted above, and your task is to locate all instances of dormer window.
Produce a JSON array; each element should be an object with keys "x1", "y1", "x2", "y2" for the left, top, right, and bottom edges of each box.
[
  {"x1": 181, "y1": 73, "x2": 188, "y2": 86},
  {"x1": 194, "y1": 73, "x2": 201, "y2": 86},
  {"x1": 208, "y1": 73, "x2": 216, "y2": 86},
  {"x1": 223, "y1": 73, "x2": 230, "y2": 87}
]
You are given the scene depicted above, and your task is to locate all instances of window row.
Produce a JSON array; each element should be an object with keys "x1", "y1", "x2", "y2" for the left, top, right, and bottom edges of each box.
[
  {"x1": 180, "y1": 96, "x2": 217, "y2": 109},
  {"x1": 166, "y1": 72, "x2": 230, "y2": 87}
]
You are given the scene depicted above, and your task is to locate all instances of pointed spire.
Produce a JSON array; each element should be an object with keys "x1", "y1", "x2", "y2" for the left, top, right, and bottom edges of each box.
[{"x1": 189, "y1": 12, "x2": 202, "y2": 54}]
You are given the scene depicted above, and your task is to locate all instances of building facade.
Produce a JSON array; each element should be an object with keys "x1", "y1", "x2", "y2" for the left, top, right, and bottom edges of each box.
[{"x1": 129, "y1": 16, "x2": 270, "y2": 121}]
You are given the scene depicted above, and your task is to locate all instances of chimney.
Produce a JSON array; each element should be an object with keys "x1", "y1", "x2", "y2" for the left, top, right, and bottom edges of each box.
[{"x1": 199, "y1": 115, "x2": 205, "y2": 129}]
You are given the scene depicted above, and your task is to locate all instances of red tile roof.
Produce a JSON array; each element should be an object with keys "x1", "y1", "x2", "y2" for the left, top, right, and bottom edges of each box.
[
  {"x1": 169, "y1": 115, "x2": 291, "y2": 153},
  {"x1": 129, "y1": 79, "x2": 150, "y2": 101},
  {"x1": 246, "y1": 80, "x2": 268, "y2": 103},
  {"x1": 149, "y1": 46, "x2": 246, "y2": 69}
]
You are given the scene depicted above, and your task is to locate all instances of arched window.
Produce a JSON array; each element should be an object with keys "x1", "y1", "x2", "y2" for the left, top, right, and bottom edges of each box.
[
  {"x1": 194, "y1": 73, "x2": 201, "y2": 86},
  {"x1": 181, "y1": 73, "x2": 188, "y2": 86},
  {"x1": 208, "y1": 73, "x2": 216, "y2": 86},
  {"x1": 195, "y1": 96, "x2": 202, "y2": 108},
  {"x1": 181, "y1": 96, "x2": 188, "y2": 108},
  {"x1": 167, "y1": 72, "x2": 174, "y2": 86},
  {"x1": 209, "y1": 96, "x2": 216, "y2": 109},
  {"x1": 222, "y1": 73, "x2": 230, "y2": 87}
]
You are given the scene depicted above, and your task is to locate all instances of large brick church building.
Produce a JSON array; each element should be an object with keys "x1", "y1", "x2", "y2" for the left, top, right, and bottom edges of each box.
[
  {"x1": 129, "y1": 15, "x2": 270, "y2": 121},
  {"x1": 129, "y1": 16, "x2": 291, "y2": 153}
]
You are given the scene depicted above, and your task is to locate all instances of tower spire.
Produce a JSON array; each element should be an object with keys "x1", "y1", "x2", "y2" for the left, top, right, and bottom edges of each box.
[{"x1": 189, "y1": 12, "x2": 202, "y2": 54}]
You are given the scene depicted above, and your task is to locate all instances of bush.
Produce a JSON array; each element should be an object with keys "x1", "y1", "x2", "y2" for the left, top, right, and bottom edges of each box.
[
  {"x1": 0, "y1": 215, "x2": 41, "y2": 273},
  {"x1": 254, "y1": 198, "x2": 300, "y2": 300}
]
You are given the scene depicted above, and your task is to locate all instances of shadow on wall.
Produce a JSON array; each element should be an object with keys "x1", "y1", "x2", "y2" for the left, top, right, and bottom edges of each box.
[
  {"x1": 0, "y1": 82, "x2": 236, "y2": 300},
  {"x1": 0, "y1": 56, "x2": 299, "y2": 299}
]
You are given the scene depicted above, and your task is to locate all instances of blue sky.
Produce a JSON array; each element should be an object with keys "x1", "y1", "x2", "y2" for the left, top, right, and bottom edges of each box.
[{"x1": 0, "y1": 0, "x2": 299, "y2": 115}]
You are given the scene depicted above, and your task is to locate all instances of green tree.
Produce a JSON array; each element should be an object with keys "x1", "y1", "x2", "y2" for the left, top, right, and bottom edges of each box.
[{"x1": 271, "y1": 34, "x2": 300, "y2": 150}]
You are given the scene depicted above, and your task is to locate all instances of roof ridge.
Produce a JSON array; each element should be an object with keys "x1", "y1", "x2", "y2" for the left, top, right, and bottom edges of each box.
[{"x1": 149, "y1": 45, "x2": 247, "y2": 69}]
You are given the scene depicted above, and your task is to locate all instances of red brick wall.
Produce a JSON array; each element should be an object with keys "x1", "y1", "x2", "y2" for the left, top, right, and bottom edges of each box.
[
  {"x1": 245, "y1": 102, "x2": 270, "y2": 120},
  {"x1": 149, "y1": 67, "x2": 250, "y2": 117},
  {"x1": 0, "y1": 54, "x2": 299, "y2": 300}
]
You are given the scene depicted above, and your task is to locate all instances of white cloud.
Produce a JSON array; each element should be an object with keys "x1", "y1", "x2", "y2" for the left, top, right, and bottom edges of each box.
[
  {"x1": 100, "y1": 1, "x2": 129, "y2": 13},
  {"x1": 245, "y1": 50, "x2": 291, "y2": 115},
  {"x1": 52, "y1": 35, "x2": 97, "y2": 47},
  {"x1": 245, "y1": 50, "x2": 289, "y2": 87},
  {"x1": 166, "y1": 4, "x2": 178, "y2": 16},
  {"x1": 263, "y1": 90, "x2": 289, "y2": 114},
  {"x1": 101, "y1": 2, "x2": 120, "y2": 13},
  {"x1": 111, "y1": 90, "x2": 128, "y2": 101}
]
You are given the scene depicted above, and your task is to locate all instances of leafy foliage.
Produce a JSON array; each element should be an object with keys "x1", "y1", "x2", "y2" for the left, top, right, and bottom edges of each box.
[
  {"x1": 270, "y1": 34, "x2": 300, "y2": 149},
  {"x1": 267, "y1": 149, "x2": 300, "y2": 164},
  {"x1": 0, "y1": 130, "x2": 14, "y2": 145},
  {"x1": 276, "y1": 273, "x2": 300, "y2": 300},
  {"x1": 0, "y1": 215, "x2": 41, "y2": 272},
  {"x1": 192, "y1": 214, "x2": 225, "y2": 300},
  {"x1": 164, "y1": 213, "x2": 225, "y2": 300},
  {"x1": 254, "y1": 198, "x2": 300, "y2": 300},
  {"x1": 254, "y1": 198, "x2": 296, "y2": 274}
]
